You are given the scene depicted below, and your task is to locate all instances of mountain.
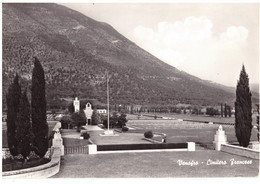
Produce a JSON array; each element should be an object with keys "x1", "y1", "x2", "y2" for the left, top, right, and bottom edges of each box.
[
  {"x1": 250, "y1": 83, "x2": 259, "y2": 94},
  {"x1": 3, "y1": 3, "x2": 256, "y2": 110}
]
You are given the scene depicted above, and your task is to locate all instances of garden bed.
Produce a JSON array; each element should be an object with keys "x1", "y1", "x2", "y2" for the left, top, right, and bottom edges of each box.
[{"x1": 2, "y1": 158, "x2": 50, "y2": 172}]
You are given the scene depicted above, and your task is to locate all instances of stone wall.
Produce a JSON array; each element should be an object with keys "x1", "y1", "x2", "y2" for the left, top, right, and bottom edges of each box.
[
  {"x1": 221, "y1": 144, "x2": 260, "y2": 160},
  {"x1": 2, "y1": 147, "x2": 61, "y2": 178}
]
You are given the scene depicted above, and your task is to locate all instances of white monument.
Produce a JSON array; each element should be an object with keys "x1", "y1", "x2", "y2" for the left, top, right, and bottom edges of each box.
[
  {"x1": 84, "y1": 103, "x2": 93, "y2": 125},
  {"x1": 73, "y1": 97, "x2": 80, "y2": 112},
  {"x1": 52, "y1": 128, "x2": 64, "y2": 156},
  {"x1": 213, "y1": 125, "x2": 227, "y2": 151}
]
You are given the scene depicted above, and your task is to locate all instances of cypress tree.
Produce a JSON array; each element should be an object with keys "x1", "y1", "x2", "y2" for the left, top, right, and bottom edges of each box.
[
  {"x1": 31, "y1": 57, "x2": 49, "y2": 157},
  {"x1": 220, "y1": 104, "x2": 223, "y2": 117},
  {"x1": 228, "y1": 105, "x2": 232, "y2": 117},
  {"x1": 235, "y1": 65, "x2": 252, "y2": 147},
  {"x1": 6, "y1": 74, "x2": 21, "y2": 156},
  {"x1": 16, "y1": 89, "x2": 34, "y2": 160},
  {"x1": 256, "y1": 104, "x2": 259, "y2": 142},
  {"x1": 224, "y1": 104, "x2": 227, "y2": 117}
]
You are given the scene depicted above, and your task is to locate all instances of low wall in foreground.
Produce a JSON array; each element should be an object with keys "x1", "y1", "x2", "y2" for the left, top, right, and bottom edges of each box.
[
  {"x1": 2, "y1": 122, "x2": 63, "y2": 178},
  {"x1": 88, "y1": 142, "x2": 195, "y2": 154},
  {"x1": 221, "y1": 144, "x2": 260, "y2": 160},
  {"x1": 2, "y1": 147, "x2": 61, "y2": 178}
]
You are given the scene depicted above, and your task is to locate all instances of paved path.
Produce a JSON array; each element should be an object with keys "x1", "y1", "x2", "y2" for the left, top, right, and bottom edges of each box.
[
  {"x1": 82, "y1": 125, "x2": 104, "y2": 131},
  {"x1": 52, "y1": 150, "x2": 259, "y2": 178}
]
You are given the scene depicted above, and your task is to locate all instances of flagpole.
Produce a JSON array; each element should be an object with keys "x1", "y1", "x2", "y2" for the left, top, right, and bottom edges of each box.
[{"x1": 107, "y1": 71, "x2": 110, "y2": 132}]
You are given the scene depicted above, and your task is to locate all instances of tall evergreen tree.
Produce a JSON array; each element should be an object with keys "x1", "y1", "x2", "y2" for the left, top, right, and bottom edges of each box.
[
  {"x1": 221, "y1": 104, "x2": 223, "y2": 117},
  {"x1": 6, "y1": 74, "x2": 21, "y2": 156},
  {"x1": 31, "y1": 57, "x2": 49, "y2": 157},
  {"x1": 224, "y1": 104, "x2": 227, "y2": 117},
  {"x1": 227, "y1": 105, "x2": 232, "y2": 117},
  {"x1": 16, "y1": 89, "x2": 34, "y2": 160},
  {"x1": 256, "y1": 104, "x2": 259, "y2": 142},
  {"x1": 235, "y1": 65, "x2": 252, "y2": 147}
]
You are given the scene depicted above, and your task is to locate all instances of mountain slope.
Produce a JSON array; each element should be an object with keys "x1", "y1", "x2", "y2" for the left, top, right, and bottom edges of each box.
[{"x1": 2, "y1": 3, "x2": 244, "y2": 110}]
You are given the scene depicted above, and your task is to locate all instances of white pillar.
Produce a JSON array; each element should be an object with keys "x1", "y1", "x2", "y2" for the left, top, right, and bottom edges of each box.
[
  {"x1": 213, "y1": 125, "x2": 227, "y2": 151},
  {"x1": 52, "y1": 130, "x2": 64, "y2": 156},
  {"x1": 73, "y1": 97, "x2": 80, "y2": 112},
  {"x1": 187, "y1": 142, "x2": 195, "y2": 151},
  {"x1": 88, "y1": 144, "x2": 97, "y2": 155}
]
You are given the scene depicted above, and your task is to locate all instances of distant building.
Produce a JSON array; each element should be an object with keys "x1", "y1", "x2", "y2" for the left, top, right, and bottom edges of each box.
[
  {"x1": 97, "y1": 109, "x2": 107, "y2": 114},
  {"x1": 84, "y1": 103, "x2": 93, "y2": 125},
  {"x1": 125, "y1": 105, "x2": 142, "y2": 113}
]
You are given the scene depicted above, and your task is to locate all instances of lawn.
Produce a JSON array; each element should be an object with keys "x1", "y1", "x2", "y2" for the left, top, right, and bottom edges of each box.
[
  {"x1": 88, "y1": 130, "x2": 150, "y2": 145},
  {"x1": 128, "y1": 113, "x2": 258, "y2": 125},
  {"x1": 125, "y1": 119, "x2": 259, "y2": 144},
  {"x1": 52, "y1": 150, "x2": 259, "y2": 177}
]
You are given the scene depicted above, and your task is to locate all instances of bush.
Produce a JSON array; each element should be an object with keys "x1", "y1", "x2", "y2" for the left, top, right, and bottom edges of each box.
[
  {"x1": 206, "y1": 107, "x2": 219, "y2": 116},
  {"x1": 60, "y1": 115, "x2": 72, "y2": 129},
  {"x1": 144, "y1": 131, "x2": 153, "y2": 138},
  {"x1": 81, "y1": 132, "x2": 90, "y2": 140},
  {"x1": 122, "y1": 126, "x2": 129, "y2": 132},
  {"x1": 91, "y1": 109, "x2": 101, "y2": 125},
  {"x1": 71, "y1": 111, "x2": 86, "y2": 129},
  {"x1": 117, "y1": 113, "x2": 128, "y2": 128},
  {"x1": 103, "y1": 119, "x2": 117, "y2": 129}
]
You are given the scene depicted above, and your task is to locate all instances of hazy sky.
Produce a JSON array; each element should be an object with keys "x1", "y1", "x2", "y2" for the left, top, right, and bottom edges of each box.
[{"x1": 61, "y1": 3, "x2": 259, "y2": 87}]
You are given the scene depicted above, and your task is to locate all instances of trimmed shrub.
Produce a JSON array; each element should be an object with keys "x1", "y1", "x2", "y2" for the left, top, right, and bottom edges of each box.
[
  {"x1": 122, "y1": 126, "x2": 129, "y2": 132},
  {"x1": 103, "y1": 119, "x2": 117, "y2": 129},
  {"x1": 117, "y1": 113, "x2": 128, "y2": 128},
  {"x1": 81, "y1": 132, "x2": 90, "y2": 140},
  {"x1": 91, "y1": 108, "x2": 101, "y2": 125},
  {"x1": 144, "y1": 131, "x2": 153, "y2": 138},
  {"x1": 60, "y1": 115, "x2": 72, "y2": 129},
  {"x1": 71, "y1": 111, "x2": 86, "y2": 130}
]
